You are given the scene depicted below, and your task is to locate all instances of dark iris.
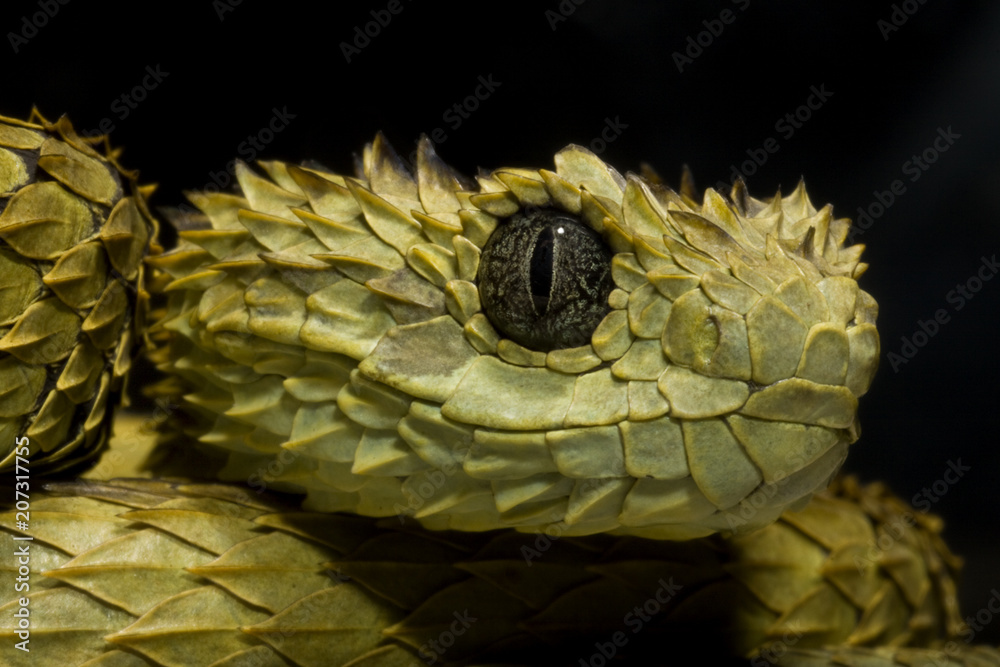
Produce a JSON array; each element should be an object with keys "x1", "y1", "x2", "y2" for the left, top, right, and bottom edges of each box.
[{"x1": 476, "y1": 207, "x2": 614, "y2": 352}]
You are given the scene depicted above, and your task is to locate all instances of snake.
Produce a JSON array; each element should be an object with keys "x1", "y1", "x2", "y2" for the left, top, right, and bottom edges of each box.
[{"x1": 0, "y1": 110, "x2": 994, "y2": 666}]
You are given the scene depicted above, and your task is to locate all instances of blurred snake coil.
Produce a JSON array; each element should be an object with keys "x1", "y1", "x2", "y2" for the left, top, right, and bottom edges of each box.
[{"x1": 0, "y1": 110, "x2": 995, "y2": 666}]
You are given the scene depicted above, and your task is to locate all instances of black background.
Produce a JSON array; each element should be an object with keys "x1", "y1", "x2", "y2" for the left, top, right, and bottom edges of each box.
[{"x1": 3, "y1": 0, "x2": 999, "y2": 655}]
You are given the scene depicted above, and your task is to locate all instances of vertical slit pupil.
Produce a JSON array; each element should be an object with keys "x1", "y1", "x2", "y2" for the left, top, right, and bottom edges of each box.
[{"x1": 529, "y1": 226, "x2": 555, "y2": 314}]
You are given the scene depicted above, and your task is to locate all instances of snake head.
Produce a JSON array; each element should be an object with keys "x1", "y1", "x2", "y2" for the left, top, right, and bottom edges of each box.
[{"x1": 156, "y1": 134, "x2": 879, "y2": 539}]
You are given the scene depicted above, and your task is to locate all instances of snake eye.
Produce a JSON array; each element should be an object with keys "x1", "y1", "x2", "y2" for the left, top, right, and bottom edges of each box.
[{"x1": 476, "y1": 207, "x2": 614, "y2": 352}]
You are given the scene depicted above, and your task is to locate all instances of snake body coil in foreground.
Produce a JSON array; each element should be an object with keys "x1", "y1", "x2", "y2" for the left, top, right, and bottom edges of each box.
[{"x1": 0, "y1": 111, "x2": 994, "y2": 666}]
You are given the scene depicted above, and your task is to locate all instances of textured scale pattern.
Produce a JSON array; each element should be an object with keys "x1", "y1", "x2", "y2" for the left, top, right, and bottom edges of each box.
[
  {"x1": 0, "y1": 458, "x2": 966, "y2": 666},
  {"x1": 769, "y1": 647, "x2": 1000, "y2": 667},
  {"x1": 151, "y1": 134, "x2": 879, "y2": 539},
  {"x1": 2, "y1": 112, "x2": 993, "y2": 666},
  {"x1": 0, "y1": 111, "x2": 158, "y2": 473}
]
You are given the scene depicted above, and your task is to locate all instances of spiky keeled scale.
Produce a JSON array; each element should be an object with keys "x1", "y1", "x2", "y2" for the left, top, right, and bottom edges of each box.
[
  {"x1": 768, "y1": 646, "x2": 1000, "y2": 667},
  {"x1": 151, "y1": 134, "x2": 879, "y2": 539},
  {"x1": 0, "y1": 111, "x2": 159, "y2": 473},
  {"x1": 0, "y1": 432, "x2": 961, "y2": 667}
]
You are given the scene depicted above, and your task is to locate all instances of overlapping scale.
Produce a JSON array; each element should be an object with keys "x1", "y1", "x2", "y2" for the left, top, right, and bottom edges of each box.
[
  {"x1": 0, "y1": 472, "x2": 963, "y2": 666},
  {"x1": 151, "y1": 134, "x2": 878, "y2": 538},
  {"x1": 0, "y1": 111, "x2": 159, "y2": 473}
]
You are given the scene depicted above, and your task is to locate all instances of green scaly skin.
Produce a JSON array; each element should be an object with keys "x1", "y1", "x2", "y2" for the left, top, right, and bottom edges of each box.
[
  {"x1": 0, "y1": 458, "x2": 971, "y2": 665},
  {"x1": 0, "y1": 111, "x2": 159, "y2": 475},
  {"x1": 4, "y1": 116, "x2": 986, "y2": 665},
  {"x1": 149, "y1": 133, "x2": 879, "y2": 541}
]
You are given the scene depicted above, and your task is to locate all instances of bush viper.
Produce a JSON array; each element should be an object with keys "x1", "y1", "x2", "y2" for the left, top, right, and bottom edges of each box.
[{"x1": 1, "y1": 111, "x2": 995, "y2": 666}]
